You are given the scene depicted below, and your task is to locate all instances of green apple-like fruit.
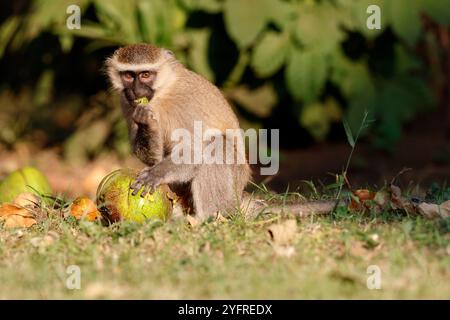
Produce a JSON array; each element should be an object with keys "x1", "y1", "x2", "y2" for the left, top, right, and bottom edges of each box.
[
  {"x1": 0, "y1": 166, "x2": 52, "y2": 204},
  {"x1": 96, "y1": 169, "x2": 173, "y2": 224}
]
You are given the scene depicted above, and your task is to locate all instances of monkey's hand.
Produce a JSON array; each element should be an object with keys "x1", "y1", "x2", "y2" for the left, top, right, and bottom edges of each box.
[
  {"x1": 130, "y1": 166, "x2": 165, "y2": 197},
  {"x1": 132, "y1": 104, "x2": 157, "y2": 125}
]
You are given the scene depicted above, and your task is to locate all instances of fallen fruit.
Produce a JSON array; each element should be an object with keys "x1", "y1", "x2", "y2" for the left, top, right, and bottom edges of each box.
[
  {"x1": 0, "y1": 167, "x2": 52, "y2": 204},
  {"x1": 96, "y1": 169, "x2": 173, "y2": 224},
  {"x1": 70, "y1": 196, "x2": 100, "y2": 221}
]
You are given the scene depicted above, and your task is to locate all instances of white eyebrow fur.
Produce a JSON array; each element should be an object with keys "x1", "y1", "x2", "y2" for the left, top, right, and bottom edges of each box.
[
  {"x1": 106, "y1": 56, "x2": 175, "y2": 91},
  {"x1": 114, "y1": 62, "x2": 159, "y2": 72}
]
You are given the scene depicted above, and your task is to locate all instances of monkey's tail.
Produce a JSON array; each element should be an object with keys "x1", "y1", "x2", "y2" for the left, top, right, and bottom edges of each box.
[{"x1": 241, "y1": 197, "x2": 336, "y2": 218}]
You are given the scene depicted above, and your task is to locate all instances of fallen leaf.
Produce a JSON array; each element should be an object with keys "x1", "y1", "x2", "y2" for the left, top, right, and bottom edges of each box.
[
  {"x1": 3, "y1": 214, "x2": 37, "y2": 229},
  {"x1": 441, "y1": 201, "x2": 450, "y2": 218},
  {"x1": 267, "y1": 219, "x2": 297, "y2": 245},
  {"x1": 0, "y1": 203, "x2": 33, "y2": 217},
  {"x1": 186, "y1": 215, "x2": 199, "y2": 228},
  {"x1": 0, "y1": 203, "x2": 37, "y2": 229},
  {"x1": 216, "y1": 213, "x2": 227, "y2": 222},
  {"x1": 390, "y1": 184, "x2": 403, "y2": 208},
  {"x1": 417, "y1": 200, "x2": 450, "y2": 219},
  {"x1": 348, "y1": 195, "x2": 363, "y2": 212},
  {"x1": 389, "y1": 184, "x2": 415, "y2": 213},
  {"x1": 348, "y1": 189, "x2": 376, "y2": 213},
  {"x1": 374, "y1": 189, "x2": 390, "y2": 208},
  {"x1": 354, "y1": 189, "x2": 375, "y2": 201},
  {"x1": 13, "y1": 192, "x2": 40, "y2": 208},
  {"x1": 417, "y1": 203, "x2": 440, "y2": 219}
]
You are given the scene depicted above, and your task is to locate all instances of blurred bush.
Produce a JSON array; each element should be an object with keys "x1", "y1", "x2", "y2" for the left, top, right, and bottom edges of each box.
[{"x1": 0, "y1": 0, "x2": 449, "y2": 158}]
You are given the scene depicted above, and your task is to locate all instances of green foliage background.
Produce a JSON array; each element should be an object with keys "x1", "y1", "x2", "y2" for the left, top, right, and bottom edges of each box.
[{"x1": 0, "y1": 0, "x2": 448, "y2": 160}]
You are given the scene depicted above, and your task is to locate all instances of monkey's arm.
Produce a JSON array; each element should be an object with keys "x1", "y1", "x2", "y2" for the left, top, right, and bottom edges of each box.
[
  {"x1": 131, "y1": 159, "x2": 198, "y2": 195},
  {"x1": 131, "y1": 104, "x2": 164, "y2": 166},
  {"x1": 131, "y1": 131, "x2": 213, "y2": 196}
]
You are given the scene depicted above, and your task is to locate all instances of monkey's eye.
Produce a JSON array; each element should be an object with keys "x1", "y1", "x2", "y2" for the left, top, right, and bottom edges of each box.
[
  {"x1": 121, "y1": 72, "x2": 134, "y2": 82},
  {"x1": 140, "y1": 71, "x2": 151, "y2": 79}
]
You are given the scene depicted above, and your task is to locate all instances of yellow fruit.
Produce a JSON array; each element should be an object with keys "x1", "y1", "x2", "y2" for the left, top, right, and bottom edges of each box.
[
  {"x1": 96, "y1": 169, "x2": 173, "y2": 224},
  {"x1": 0, "y1": 167, "x2": 52, "y2": 204}
]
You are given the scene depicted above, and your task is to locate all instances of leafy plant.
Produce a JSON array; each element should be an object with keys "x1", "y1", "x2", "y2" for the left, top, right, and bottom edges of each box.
[{"x1": 0, "y1": 0, "x2": 448, "y2": 150}]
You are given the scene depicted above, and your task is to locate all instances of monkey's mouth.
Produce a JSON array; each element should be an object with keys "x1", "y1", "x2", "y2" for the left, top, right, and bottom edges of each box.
[
  {"x1": 125, "y1": 89, "x2": 154, "y2": 107},
  {"x1": 134, "y1": 97, "x2": 150, "y2": 105}
]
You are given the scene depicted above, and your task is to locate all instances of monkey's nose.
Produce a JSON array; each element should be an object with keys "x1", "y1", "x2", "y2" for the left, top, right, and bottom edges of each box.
[{"x1": 133, "y1": 82, "x2": 153, "y2": 100}]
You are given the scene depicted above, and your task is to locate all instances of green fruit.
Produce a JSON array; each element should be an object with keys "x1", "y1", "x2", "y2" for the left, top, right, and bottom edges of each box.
[
  {"x1": 96, "y1": 169, "x2": 173, "y2": 224},
  {"x1": 134, "y1": 97, "x2": 149, "y2": 105},
  {"x1": 0, "y1": 166, "x2": 52, "y2": 204}
]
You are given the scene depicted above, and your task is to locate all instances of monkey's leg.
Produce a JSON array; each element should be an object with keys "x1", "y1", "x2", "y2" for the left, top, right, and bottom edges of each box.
[{"x1": 190, "y1": 164, "x2": 242, "y2": 220}]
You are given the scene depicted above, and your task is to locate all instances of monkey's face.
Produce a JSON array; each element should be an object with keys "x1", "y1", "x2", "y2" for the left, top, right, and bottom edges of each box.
[{"x1": 120, "y1": 70, "x2": 156, "y2": 106}]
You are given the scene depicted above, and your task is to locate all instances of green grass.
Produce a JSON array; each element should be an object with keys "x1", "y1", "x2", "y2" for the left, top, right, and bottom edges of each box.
[{"x1": 1, "y1": 202, "x2": 449, "y2": 299}]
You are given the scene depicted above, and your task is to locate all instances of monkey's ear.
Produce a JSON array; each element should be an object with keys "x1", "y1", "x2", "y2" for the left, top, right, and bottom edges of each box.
[{"x1": 163, "y1": 49, "x2": 175, "y2": 59}]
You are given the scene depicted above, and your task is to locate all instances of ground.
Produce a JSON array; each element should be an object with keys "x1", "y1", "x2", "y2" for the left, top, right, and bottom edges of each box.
[
  {"x1": 0, "y1": 207, "x2": 449, "y2": 299},
  {"x1": 0, "y1": 111, "x2": 449, "y2": 299}
]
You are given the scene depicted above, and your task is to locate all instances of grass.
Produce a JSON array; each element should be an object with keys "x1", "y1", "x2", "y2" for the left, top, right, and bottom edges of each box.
[{"x1": 1, "y1": 191, "x2": 450, "y2": 299}]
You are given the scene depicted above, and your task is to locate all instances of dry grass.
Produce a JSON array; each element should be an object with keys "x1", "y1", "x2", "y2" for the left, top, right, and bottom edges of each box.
[{"x1": 0, "y1": 203, "x2": 449, "y2": 299}]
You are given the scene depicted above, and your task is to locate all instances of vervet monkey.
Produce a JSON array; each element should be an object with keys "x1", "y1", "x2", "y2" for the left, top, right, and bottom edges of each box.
[{"x1": 106, "y1": 44, "x2": 333, "y2": 220}]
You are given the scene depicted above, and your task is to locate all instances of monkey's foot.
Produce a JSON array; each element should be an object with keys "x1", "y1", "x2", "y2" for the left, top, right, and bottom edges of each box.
[
  {"x1": 130, "y1": 167, "x2": 163, "y2": 197},
  {"x1": 132, "y1": 104, "x2": 156, "y2": 125}
]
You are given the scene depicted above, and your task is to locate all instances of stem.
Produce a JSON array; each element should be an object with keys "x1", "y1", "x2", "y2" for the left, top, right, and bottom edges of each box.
[
  {"x1": 223, "y1": 50, "x2": 250, "y2": 89},
  {"x1": 333, "y1": 111, "x2": 370, "y2": 212}
]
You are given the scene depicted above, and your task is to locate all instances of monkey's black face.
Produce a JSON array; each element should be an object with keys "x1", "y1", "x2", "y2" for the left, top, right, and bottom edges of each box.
[{"x1": 120, "y1": 70, "x2": 156, "y2": 106}]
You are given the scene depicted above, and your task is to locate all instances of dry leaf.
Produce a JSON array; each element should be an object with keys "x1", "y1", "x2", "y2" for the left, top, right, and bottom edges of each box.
[
  {"x1": 13, "y1": 192, "x2": 40, "y2": 208},
  {"x1": 216, "y1": 213, "x2": 227, "y2": 222},
  {"x1": 0, "y1": 203, "x2": 33, "y2": 217},
  {"x1": 374, "y1": 189, "x2": 390, "y2": 208},
  {"x1": 354, "y1": 189, "x2": 375, "y2": 201},
  {"x1": 441, "y1": 201, "x2": 450, "y2": 218},
  {"x1": 348, "y1": 196, "x2": 363, "y2": 212},
  {"x1": 267, "y1": 219, "x2": 297, "y2": 245},
  {"x1": 0, "y1": 203, "x2": 37, "y2": 229},
  {"x1": 3, "y1": 215, "x2": 37, "y2": 229},
  {"x1": 389, "y1": 184, "x2": 415, "y2": 213},
  {"x1": 348, "y1": 189, "x2": 376, "y2": 212},
  {"x1": 186, "y1": 214, "x2": 199, "y2": 228},
  {"x1": 417, "y1": 201, "x2": 450, "y2": 219}
]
